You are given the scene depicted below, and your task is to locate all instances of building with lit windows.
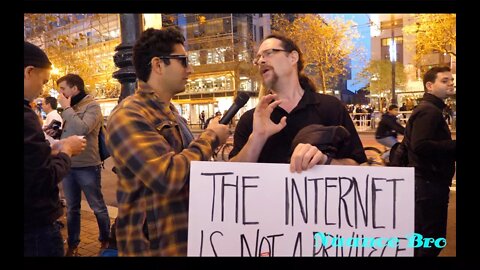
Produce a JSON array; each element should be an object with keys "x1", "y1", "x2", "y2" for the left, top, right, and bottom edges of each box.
[
  {"x1": 369, "y1": 14, "x2": 456, "y2": 108},
  {"x1": 25, "y1": 14, "x2": 121, "y2": 103},
  {"x1": 25, "y1": 14, "x2": 271, "y2": 126},
  {"x1": 162, "y1": 13, "x2": 270, "y2": 127}
]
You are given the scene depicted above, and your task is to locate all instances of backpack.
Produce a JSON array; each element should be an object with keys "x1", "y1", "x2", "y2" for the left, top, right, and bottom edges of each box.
[
  {"x1": 98, "y1": 124, "x2": 110, "y2": 162},
  {"x1": 389, "y1": 100, "x2": 441, "y2": 167},
  {"x1": 388, "y1": 139, "x2": 409, "y2": 167}
]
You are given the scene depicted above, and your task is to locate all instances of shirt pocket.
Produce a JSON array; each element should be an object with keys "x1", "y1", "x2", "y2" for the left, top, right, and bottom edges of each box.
[{"x1": 155, "y1": 120, "x2": 181, "y2": 152}]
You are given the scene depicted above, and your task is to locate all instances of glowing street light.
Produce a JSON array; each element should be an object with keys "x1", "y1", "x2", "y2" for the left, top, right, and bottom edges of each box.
[
  {"x1": 390, "y1": 14, "x2": 397, "y2": 105},
  {"x1": 49, "y1": 64, "x2": 60, "y2": 98}
]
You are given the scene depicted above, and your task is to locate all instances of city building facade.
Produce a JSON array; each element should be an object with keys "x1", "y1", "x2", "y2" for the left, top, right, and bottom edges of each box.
[
  {"x1": 25, "y1": 14, "x2": 271, "y2": 127},
  {"x1": 369, "y1": 14, "x2": 456, "y2": 109}
]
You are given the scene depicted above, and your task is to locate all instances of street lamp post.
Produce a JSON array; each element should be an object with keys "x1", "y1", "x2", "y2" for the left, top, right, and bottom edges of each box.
[
  {"x1": 390, "y1": 14, "x2": 397, "y2": 105},
  {"x1": 113, "y1": 14, "x2": 143, "y2": 103}
]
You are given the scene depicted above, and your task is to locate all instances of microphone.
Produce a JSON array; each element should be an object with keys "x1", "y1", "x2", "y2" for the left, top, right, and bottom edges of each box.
[{"x1": 219, "y1": 92, "x2": 250, "y2": 125}]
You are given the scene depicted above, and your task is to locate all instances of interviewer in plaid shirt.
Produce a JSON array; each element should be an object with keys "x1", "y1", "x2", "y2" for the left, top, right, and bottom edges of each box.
[{"x1": 106, "y1": 27, "x2": 230, "y2": 256}]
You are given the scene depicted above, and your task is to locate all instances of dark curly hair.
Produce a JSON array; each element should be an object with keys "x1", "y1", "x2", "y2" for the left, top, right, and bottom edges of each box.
[{"x1": 133, "y1": 26, "x2": 185, "y2": 82}]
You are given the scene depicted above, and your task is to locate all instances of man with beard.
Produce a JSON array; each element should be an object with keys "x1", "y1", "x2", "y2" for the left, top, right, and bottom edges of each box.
[
  {"x1": 229, "y1": 34, "x2": 366, "y2": 172},
  {"x1": 106, "y1": 27, "x2": 230, "y2": 256}
]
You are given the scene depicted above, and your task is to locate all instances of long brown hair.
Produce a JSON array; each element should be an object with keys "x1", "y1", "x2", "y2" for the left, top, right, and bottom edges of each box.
[{"x1": 258, "y1": 33, "x2": 317, "y2": 97}]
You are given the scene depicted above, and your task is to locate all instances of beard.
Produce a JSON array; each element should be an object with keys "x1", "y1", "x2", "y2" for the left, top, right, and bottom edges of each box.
[{"x1": 262, "y1": 71, "x2": 279, "y2": 90}]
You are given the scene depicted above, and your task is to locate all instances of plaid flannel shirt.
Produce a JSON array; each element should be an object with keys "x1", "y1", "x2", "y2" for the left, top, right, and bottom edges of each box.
[{"x1": 106, "y1": 82, "x2": 219, "y2": 256}]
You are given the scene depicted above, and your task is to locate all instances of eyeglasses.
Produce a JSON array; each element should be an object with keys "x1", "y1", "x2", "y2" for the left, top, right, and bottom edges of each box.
[
  {"x1": 152, "y1": 55, "x2": 189, "y2": 68},
  {"x1": 253, "y1": 48, "x2": 289, "y2": 65}
]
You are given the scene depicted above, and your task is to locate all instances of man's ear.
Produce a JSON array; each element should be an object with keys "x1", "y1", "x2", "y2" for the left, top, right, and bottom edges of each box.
[
  {"x1": 425, "y1": 81, "x2": 433, "y2": 92},
  {"x1": 151, "y1": 57, "x2": 163, "y2": 75},
  {"x1": 290, "y1": 50, "x2": 299, "y2": 65},
  {"x1": 24, "y1": 66, "x2": 35, "y2": 78}
]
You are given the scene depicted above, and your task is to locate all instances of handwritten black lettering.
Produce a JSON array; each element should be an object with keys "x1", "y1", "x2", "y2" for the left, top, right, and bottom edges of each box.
[
  {"x1": 221, "y1": 175, "x2": 239, "y2": 222},
  {"x1": 210, "y1": 231, "x2": 223, "y2": 257},
  {"x1": 386, "y1": 178, "x2": 404, "y2": 229},
  {"x1": 371, "y1": 178, "x2": 385, "y2": 229},
  {"x1": 293, "y1": 232, "x2": 303, "y2": 257},
  {"x1": 353, "y1": 176, "x2": 369, "y2": 228},
  {"x1": 290, "y1": 177, "x2": 308, "y2": 226},
  {"x1": 240, "y1": 229, "x2": 259, "y2": 257},
  {"x1": 201, "y1": 172, "x2": 234, "y2": 222},
  {"x1": 338, "y1": 177, "x2": 354, "y2": 228},
  {"x1": 242, "y1": 176, "x2": 259, "y2": 225},
  {"x1": 325, "y1": 177, "x2": 337, "y2": 226},
  {"x1": 307, "y1": 178, "x2": 323, "y2": 224},
  {"x1": 285, "y1": 177, "x2": 289, "y2": 225}
]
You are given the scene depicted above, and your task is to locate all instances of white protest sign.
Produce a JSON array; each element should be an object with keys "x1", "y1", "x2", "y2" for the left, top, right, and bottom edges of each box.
[{"x1": 188, "y1": 161, "x2": 414, "y2": 257}]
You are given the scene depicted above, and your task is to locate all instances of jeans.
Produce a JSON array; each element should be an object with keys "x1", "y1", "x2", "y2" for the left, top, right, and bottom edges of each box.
[
  {"x1": 63, "y1": 165, "x2": 110, "y2": 247},
  {"x1": 24, "y1": 222, "x2": 64, "y2": 256},
  {"x1": 376, "y1": 136, "x2": 398, "y2": 148},
  {"x1": 376, "y1": 136, "x2": 399, "y2": 161},
  {"x1": 414, "y1": 176, "x2": 450, "y2": 257}
]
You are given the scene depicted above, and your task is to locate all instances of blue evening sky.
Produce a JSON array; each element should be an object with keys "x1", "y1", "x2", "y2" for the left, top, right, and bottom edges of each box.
[{"x1": 323, "y1": 14, "x2": 372, "y2": 93}]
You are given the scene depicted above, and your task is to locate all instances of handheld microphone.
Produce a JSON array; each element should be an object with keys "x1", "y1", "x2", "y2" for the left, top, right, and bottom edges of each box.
[{"x1": 219, "y1": 92, "x2": 250, "y2": 125}]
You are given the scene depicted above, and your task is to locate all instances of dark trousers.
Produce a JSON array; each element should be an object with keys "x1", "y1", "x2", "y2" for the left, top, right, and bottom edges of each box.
[
  {"x1": 414, "y1": 177, "x2": 450, "y2": 257},
  {"x1": 24, "y1": 222, "x2": 64, "y2": 257}
]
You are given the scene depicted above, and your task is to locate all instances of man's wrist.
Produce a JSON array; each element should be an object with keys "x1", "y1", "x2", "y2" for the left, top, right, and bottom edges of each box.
[{"x1": 323, "y1": 154, "x2": 332, "y2": 165}]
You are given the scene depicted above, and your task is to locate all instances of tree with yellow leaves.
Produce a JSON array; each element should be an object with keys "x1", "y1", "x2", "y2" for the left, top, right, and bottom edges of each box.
[
  {"x1": 25, "y1": 14, "x2": 120, "y2": 98},
  {"x1": 272, "y1": 14, "x2": 364, "y2": 94},
  {"x1": 356, "y1": 59, "x2": 407, "y2": 98},
  {"x1": 403, "y1": 14, "x2": 456, "y2": 67}
]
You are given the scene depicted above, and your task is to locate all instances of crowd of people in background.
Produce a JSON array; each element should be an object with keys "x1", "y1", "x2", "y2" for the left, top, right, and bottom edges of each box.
[
  {"x1": 345, "y1": 99, "x2": 456, "y2": 131},
  {"x1": 25, "y1": 26, "x2": 456, "y2": 258}
]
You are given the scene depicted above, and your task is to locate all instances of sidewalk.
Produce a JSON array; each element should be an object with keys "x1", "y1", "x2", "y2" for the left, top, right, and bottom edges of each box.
[{"x1": 58, "y1": 201, "x2": 117, "y2": 257}]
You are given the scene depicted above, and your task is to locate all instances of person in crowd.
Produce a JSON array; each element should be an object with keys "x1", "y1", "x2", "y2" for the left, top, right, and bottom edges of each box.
[
  {"x1": 204, "y1": 111, "x2": 222, "y2": 129},
  {"x1": 405, "y1": 66, "x2": 456, "y2": 257},
  {"x1": 444, "y1": 101, "x2": 453, "y2": 126},
  {"x1": 30, "y1": 99, "x2": 44, "y2": 126},
  {"x1": 228, "y1": 33, "x2": 367, "y2": 171},
  {"x1": 56, "y1": 73, "x2": 110, "y2": 256},
  {"x1": 42, "y1": 96, "x2": 63, "y2": 128},
  {"x1": 42, "y1": 96, "x2": 67, "y2": 212},
  {"x1": 375, "y1": 104, "x2": 405, "y2": 161},
  {"x1": 24, "y1": 41, "x2": 86, "y2": 256},
  {"x1": 199, "y1": 110, "x2": 206, "y2": 129},
  {"x1": 106, "y1": 27, "x2": 230, "y2": 256},
  {"x1": 399, "y1": 102, "x2": 408, "y2": 124},
  {"x1": 43, "y1": 96, "x2": 64, "y2": 142}
]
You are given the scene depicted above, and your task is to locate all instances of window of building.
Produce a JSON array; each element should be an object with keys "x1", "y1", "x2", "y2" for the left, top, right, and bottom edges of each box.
[
  {"x1": 188, "y1": 51, "x2": 201, "y2": 66},
  {"x1": 239, "y1": 77, "x2": 253, "y2": 91},
  {"x1": 259, "y1": 26, "x2": 264, "y2": 40},
  {"x1": 381, "y1": 36, "x2": 403, "y2": 46},
  {"x1": 185, "y1": 74, "x2": 234, "y2": 93},
  {"x1": 380, "y1": 36, "x2": 404, "y2": 64},
  {"x1": 380, "y1": 18, "x2": 403, "y2": 30}
]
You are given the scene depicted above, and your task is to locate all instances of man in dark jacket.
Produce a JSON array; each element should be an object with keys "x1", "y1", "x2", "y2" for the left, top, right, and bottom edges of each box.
[
  {"x1": 375, "y1": 104, "x2": 405, "y2": 161},
  {"x1": 24, "y1": 41, "x2": 86, "y2": 256},
  {"x1": 405, "y1": 66, "x2": 456, "y2": 257}
]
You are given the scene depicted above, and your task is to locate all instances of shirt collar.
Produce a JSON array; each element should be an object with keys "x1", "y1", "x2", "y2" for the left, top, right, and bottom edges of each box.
[
  {"x1": 136, "y1": 80, "x2": 178, "y2": 114},
  {"x1": 422, "y1": 92, "x2": 446, "y2": 110},
  {"x1": 291, "y1": 90, "x2": 319, "y2": 112}
]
